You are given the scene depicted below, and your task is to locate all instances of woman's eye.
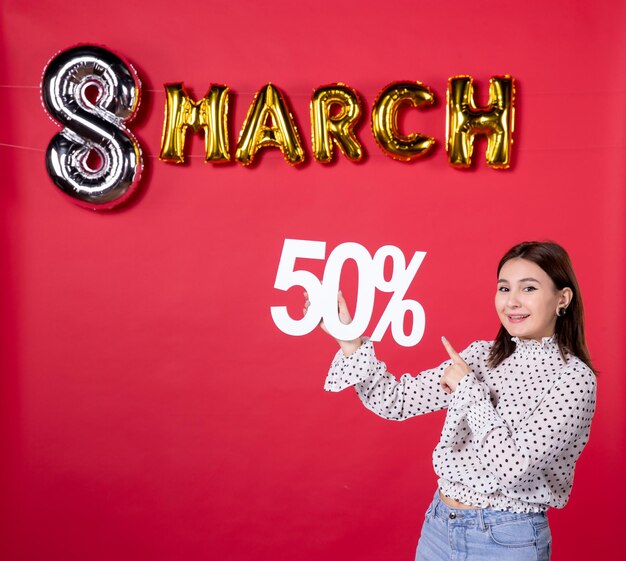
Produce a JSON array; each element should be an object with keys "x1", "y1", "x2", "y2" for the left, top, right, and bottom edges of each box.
[
  {"x1": 498, "y1": 286, "x2": 509, "y2": 292},
  {"x1": 522, "y1": 286, "x2": 537, "y2": 292}
]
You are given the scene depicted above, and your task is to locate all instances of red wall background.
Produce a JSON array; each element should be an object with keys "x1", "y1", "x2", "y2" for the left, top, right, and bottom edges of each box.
[{"x1": 1, "y1": 1, "x2": 624, "y2": 560}]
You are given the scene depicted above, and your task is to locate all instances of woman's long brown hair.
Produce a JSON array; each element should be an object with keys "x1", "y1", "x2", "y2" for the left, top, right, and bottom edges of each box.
[{"x1": 487, "y1": 241, "x2": 595, "y2": 373}]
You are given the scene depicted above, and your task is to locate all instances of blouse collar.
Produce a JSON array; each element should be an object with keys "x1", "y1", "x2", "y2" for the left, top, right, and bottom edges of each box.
[{"x1": 511, "y1": 334, "x2": 561, "y2": 358}]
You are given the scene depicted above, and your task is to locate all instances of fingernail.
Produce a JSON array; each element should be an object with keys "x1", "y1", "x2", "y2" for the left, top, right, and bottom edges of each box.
[{"x1": 441, "y1": 336, "x2": 447, "y2": 342}]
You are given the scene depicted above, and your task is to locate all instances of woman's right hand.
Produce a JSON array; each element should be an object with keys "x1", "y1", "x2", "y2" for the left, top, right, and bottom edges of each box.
[{"x1": 303, "y1": 290, "x2": 363, "y2": 356}]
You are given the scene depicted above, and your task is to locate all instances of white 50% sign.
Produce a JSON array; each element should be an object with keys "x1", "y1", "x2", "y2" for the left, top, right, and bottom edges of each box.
[{"x1": 270, "y1": 239, "x2": 427, "y2": 347}]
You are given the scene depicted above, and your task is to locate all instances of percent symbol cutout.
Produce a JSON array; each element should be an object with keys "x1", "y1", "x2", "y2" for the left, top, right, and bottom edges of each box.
[{"x1": 370, "y1": 246, "x2": 426, "y2": 346}]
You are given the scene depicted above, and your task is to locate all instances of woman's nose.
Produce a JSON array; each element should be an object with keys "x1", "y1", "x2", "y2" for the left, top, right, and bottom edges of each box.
[{"x1": 506, "y1": 291, "x2": 521, "y2": 307}]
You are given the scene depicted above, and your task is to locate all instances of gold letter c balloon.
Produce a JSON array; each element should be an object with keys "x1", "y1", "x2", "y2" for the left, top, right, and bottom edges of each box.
[{"x1": 371, "y1": 82, "x2": 435, "y2": 162}]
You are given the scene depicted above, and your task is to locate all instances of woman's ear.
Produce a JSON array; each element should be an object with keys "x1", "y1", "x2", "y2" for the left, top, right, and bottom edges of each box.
[{"x1": 559, "y1": 287, "x2": 573, "y2": 309}]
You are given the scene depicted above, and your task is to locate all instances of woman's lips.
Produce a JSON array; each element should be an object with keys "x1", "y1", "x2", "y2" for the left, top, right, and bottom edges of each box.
[{"x1": 507, "y1": 314, "x2": 530, "y2": 323}]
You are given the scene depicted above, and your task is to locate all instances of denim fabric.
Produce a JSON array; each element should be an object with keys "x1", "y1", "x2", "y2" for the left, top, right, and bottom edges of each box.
[{"x1": 415, "y1": 489, "x2": 552, "y2": 561}]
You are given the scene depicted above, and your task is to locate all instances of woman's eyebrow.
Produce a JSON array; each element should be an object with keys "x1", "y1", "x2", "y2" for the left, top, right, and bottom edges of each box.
[{"x1": 497, "y1": 277, "x2": 541, "y2": 284}]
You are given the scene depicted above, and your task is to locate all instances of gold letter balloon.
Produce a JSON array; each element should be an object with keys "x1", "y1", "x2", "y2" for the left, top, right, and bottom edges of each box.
[
  {"x1": 160, "y1": 83, "x2": 230, "y2": 164},
  {"x1": 235, "y1": 84, "x2": 305, "y2": 166},
  {"x1": 310, "y1": 84, "x2": 363, "y2": 163},
  {"x1": 371, "y1": 82, "x2": 436, "y2": 162},
  {"x1": 446, "y1": 75, "x2": 515, "y2": 169}
]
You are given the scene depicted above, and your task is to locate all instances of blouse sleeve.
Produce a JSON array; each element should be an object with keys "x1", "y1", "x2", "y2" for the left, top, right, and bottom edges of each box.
[
  {"x1": 324, "y1": 338, "x2": 483, "y2": 421},
  {"x1": 447, "y1": 361, "x2": 597, "y2": 491}
]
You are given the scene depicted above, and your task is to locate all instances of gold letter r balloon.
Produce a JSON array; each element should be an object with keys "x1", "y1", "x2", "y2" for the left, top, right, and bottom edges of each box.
[{"x1": 310, "y1": 84, "x2": 363, "y2": 163}]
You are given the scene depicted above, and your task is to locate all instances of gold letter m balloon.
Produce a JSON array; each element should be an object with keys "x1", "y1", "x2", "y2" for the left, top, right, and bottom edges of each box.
[
  {"x1": 446, "y1": 75, "x2": 515, "y2": 169},
  {"x1": 160, "y1": 83, "x2": 230, "y2": 163}
]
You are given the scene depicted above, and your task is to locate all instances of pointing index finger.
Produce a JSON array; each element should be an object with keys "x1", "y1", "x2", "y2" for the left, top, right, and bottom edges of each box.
[{"x1": 441, "y1": 336, "x2": 462, "y2": 363}]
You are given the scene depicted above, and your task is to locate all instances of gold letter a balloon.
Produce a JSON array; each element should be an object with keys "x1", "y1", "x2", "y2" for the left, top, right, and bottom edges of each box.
[{"x1": 235, "y1": 84, "x2": 305, "y2": 166}]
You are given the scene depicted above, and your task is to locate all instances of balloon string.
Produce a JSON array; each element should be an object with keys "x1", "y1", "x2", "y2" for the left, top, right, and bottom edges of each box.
[
  {"x1": 1, "y1": 142, "x2": 625, "y2": 158},
  {"x1": 1, "y1": 83, "x2": 626, "y2": 96},
  {"x1": 0, "y1": 142, "x2": 46, "y2": 152},
  {"x1": 0, "y1": 143, "x2": 169, "y2": 158},
  {"x1": 0, "y1": 84, "x2": 312, "y2": 97}
]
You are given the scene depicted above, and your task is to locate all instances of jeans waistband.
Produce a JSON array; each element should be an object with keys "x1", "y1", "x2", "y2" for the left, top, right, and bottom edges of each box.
[{"x1": 431, "y1": 489, "x2": 548, "y2": 529}]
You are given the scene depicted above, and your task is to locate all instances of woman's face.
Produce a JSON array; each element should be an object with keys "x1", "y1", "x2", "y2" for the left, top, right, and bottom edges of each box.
[{"x1": 495, "y1": 258, "x2": 571, "y2": 341}]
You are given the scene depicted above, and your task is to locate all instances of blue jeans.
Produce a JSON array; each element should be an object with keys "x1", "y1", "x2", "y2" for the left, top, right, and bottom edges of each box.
[{"x1": 415, "y1": 489, "x2": 552, "y2": 561}]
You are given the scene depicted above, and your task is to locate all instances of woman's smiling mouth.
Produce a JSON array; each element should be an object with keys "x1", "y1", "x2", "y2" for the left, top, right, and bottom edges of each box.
[{"x1": 507, "y1": 314, "x2": 530, "y2": 323}]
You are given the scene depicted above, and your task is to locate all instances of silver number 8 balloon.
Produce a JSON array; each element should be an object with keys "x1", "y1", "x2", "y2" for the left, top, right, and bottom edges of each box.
[{"x1": 41, "y1": 45, "x2": 143, "y2": 210}]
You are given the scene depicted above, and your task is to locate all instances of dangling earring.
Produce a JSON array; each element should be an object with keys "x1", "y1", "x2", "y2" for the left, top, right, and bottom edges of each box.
[{"x1": 557, "y1": 307, "x2": 567, "y2": 317}]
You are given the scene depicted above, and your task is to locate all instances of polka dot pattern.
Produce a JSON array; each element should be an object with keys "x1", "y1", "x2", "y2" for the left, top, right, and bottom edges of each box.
[{"x1": 325, "y1": 336, "x2": 596, "y2": 513}]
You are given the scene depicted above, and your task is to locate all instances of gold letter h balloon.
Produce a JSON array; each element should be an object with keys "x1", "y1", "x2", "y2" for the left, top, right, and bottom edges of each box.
[{"x1": 446, "y1": 75, "x2": 515, "y2": 169}]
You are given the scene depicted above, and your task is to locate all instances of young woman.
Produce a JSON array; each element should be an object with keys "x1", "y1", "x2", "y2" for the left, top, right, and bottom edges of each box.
[{"x1": 305, "y1": 241, "x2": 596, "y2": 561}]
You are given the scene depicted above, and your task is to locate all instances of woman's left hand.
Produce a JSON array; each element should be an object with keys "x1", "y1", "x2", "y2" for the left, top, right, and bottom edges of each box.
[{"x1": 440, "y1": 337, "x2": 472, "y2": 393}]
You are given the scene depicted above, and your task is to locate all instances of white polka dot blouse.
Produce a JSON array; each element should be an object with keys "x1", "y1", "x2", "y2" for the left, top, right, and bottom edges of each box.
[{"x1": 325, "y1": 336, "x2": 596, "y2": 513}]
